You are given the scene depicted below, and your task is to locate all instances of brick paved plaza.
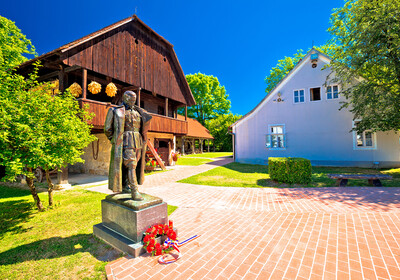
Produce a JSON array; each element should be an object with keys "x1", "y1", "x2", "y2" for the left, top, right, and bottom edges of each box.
[{"x1": 100, "y1": 158, "x2": 400, "y2": 280}]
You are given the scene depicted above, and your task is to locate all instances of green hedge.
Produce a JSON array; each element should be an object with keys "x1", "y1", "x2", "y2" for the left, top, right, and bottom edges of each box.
[{"x1": 268, "y1": 157, "x2": 312, "y2": 184}]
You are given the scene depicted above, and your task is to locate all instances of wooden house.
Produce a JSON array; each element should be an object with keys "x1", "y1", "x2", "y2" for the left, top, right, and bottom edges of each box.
[
  {"x1": 176, "y1": 115, "x2": 214, "y2": 154},
  {"x1": 17, "y1": 15, "x2": 196, "y2": 183}
]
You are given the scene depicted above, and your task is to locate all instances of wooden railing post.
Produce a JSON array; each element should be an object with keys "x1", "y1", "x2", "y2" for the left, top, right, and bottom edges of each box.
[
  {"x1": 185, "y1": 106, "x2": 187, "y2": 121},
  {"x1": 82, "y1": 69, "x2": 87, "y2": 99},
  {"x1": 58, "y1": 66, "x2": 65, "y2": 93},
  {"x1": 137, "y1": 88, "x2": 141, "y2": 106},
  {"x1": 165, "y1": 98, "x2": 168, "y2": 117}
]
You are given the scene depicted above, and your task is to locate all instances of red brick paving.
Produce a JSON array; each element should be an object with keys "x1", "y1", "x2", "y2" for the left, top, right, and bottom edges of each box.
[{"x1": 105, "y1": 158, "x2": 400, "y2": 279}]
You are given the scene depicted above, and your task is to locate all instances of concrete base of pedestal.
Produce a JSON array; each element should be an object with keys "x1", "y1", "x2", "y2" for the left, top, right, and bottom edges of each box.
[
  {"x1": 93, "y1": 194, "x2": 169, "y2": 257},
  {"x1": 93, "y1": 223, "x2": 146, "y2": 257}
]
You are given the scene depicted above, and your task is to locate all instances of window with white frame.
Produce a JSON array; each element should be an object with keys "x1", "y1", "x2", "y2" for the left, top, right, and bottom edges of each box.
[
  {"x1": 353, "y1": 121, "x2": 376, "y2": 149},
  {"x1": 266, "y1": 125, "x2": 286, "y2": 149},
  {"x1": 294, "y1": 89, "x2": 305, "y2": 103},
  {"x1": 327, "y1": 85, "x2": 339, "y2": 99}
]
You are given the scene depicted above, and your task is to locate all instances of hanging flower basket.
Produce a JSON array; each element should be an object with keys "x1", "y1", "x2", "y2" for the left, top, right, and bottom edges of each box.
[
  {"x1": 88, "y1": 81, "x2": 101, "y2": 94},
  {"x1": 105, "y1": 82, "x2": 118, "y2": 97},
  {"x1": 68, "y1": 82, "x2": 82, "y2": 97}
]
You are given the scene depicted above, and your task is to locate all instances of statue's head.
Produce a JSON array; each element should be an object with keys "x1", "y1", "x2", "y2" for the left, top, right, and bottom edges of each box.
[{"x1": 122, "y1": 91, "x2": 137, "y2": 108}]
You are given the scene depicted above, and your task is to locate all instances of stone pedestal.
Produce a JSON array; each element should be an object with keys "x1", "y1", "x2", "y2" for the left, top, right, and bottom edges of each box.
[{"x1": 93, "y1": 193, "x2": 168, "y2": 257}]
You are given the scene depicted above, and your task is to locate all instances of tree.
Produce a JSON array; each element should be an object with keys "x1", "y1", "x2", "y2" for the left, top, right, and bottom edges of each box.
[
  {"x1": 182, "y1": 73, "x2": 231, "y2": 125},
  {"x1": 0, "y1": 65, "x2": 95, "y2": 210},
  {"x1": 264, "y1": 50, "x2": 305, "y2": 94},
  {"x1": 328, "y1": 0, "x2": 400, "y2": 132},
  {"x1": 0, "y1": 16, "x2": 35, "y2": 69},
  {"x1": 206, "y1": 113, "x2": 242, "y2": 152},
  {"x1": 264, "y1": 45, "x2": 337, "y2": 94},
  {"x1": 0, "y1": 16, "x2": 95, "y2": 210}
]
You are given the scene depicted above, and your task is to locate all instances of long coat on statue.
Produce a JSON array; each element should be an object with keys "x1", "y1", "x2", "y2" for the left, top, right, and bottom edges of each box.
[{"x1": 104, "y1": 105, "x2": 152, "y2": 192}]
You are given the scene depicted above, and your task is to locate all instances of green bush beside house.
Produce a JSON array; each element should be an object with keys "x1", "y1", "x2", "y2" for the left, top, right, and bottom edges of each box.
[{"x1": 268, "y1": 157, "x2": 312, "y2": 184}]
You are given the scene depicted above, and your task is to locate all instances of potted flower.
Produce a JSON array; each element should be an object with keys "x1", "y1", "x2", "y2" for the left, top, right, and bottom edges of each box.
[
  {"x1": 146, "y1": 159, "x2": 157, "y2": 171},
  {"x1": 172, "y1": 152, "x2": 180, "y2": 163}
]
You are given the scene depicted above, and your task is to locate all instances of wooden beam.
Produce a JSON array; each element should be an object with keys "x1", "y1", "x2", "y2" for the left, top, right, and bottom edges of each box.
[
  {"x1": 185, "y1": 106, "x2": 188, "y2": 121},
  {"x1": 147, "y1": 139, "x2": 166, "y2": 170},
  {"x1": 137, "y1": 88, "x2": 141, "y2": 106},
  {"x1": 58, "y1": 67, "x2": 65, "y2": 93},
  {"x1": 65, "y1": 65, "x2": 82, "y2": 73},
  {"x1": 82, "y1": 69, "x2": 87, "y2": 99},
  {"x1": 43, "y1": 61, "x2": 62, "y2": 70},
  {"x1": 165, "y1": 98, "x2": 169, "y2": 116},
  {"x1": 121, "y1": 85, "x2": 140, "y2": 92}
]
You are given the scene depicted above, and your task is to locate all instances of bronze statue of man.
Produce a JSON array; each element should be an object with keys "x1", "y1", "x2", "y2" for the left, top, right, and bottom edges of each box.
[{"x1": 104, "y1": 91, "x2": 152, "y2": 200}]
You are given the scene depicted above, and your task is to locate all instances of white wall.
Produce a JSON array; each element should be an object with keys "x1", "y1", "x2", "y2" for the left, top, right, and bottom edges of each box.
[{"x1": 234, "y1": 56, "x2": 400, "y2": 167}]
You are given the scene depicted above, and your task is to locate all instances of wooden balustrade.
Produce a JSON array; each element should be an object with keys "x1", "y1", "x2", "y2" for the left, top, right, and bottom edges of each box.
[
  {"x1": 78, "y1": 99, "x2": 116, "y2": 130},
  {"x1": 148, "y1": 113, "x2": 187, "y2": 134},
  {"x1": 78, "y1": 99, "x2": 187, "y2": 134}
]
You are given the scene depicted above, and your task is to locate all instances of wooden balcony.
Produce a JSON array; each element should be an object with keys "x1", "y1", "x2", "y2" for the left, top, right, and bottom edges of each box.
[
  {"x1": 78, "y1": 99, "x2": 116, "y2": 130},
  {"x1": 148, "y1": 113, "x2": 187, "y2": 135},
  {"x1": 78, "y1": 99, "x2": 187, "y2": 135}
]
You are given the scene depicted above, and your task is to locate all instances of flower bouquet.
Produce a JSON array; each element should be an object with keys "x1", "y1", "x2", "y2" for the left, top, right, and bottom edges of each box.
[{"x1": 142, "y1": 221, "x2": 177, "y2": 256}]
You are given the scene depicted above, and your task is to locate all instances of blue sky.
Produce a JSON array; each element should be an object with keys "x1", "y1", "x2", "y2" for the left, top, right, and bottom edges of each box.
[{"x1": 3, "y1": 0, "x2": 344, "y2": 116}]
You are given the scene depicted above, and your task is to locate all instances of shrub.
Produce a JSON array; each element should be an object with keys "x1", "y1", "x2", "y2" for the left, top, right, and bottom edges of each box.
[{"x1": 268, "y1": 157, "x2": 312, "y2": 184}]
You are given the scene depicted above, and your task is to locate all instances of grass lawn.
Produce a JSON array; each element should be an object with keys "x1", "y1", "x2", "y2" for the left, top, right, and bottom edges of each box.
[
  {"x1": 0, "y1": 185, "x2": 177, "y2": 279},
  {"x1": 176, "y1": 157, "x2": 214, "y2": 166},
  {"x1": 176, "y1": 152, "x2": 233, "y2": 166},
  {"x1": 178, "y1": 162, "x2": 400, "y2": 188},
  {"x1": 181, "y1": 152, "x2": 232, "y2": 159}
]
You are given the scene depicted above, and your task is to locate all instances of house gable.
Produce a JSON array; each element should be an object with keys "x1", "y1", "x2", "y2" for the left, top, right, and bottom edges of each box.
[
  {"x1": 18, "y1": 16, "x2": 195, "y2": 106},
  {"x1": 232, "y1": 49, "x2": 331, "y2": 130}
]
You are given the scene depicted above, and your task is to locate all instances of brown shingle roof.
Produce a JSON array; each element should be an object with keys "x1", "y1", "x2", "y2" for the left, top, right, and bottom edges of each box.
[{"x1": 177, "y1": 115, "x2": 214, "y2": 139}]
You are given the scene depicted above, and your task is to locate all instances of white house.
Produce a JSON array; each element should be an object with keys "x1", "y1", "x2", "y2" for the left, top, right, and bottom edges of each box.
[{"x1": 230, "y1": 49, "x2": 400, "y2": 168}]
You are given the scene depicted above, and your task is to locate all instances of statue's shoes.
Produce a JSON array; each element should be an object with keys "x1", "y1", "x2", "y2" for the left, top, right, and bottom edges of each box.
[{"x1": 131, "y1": 191, "x2": 144, "y2": 201}]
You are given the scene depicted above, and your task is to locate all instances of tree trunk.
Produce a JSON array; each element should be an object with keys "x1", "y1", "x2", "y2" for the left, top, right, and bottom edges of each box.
[
  {"x1": 26, "y1": 167, "x2": 44, "y2": 211},
  {"x1": 45, "y1": 169, "x2": 54, "y2": 206}
]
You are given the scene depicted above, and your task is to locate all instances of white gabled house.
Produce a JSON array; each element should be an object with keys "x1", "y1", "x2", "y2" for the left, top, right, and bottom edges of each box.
[{"x1": 230, "y1": 49, "x2": 400, "y2": 168}]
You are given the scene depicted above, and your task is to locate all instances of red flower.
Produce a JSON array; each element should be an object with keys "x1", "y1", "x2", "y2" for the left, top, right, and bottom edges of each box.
[
  {"x1": 143, "y1": 223, "x2": 178, "y2": 256},
  {"x1": 169, "y1": 231, "x2": 177, "y2": 240},
  {"x1": 169, "y1": 220, "x2": 173, "y2": 228},
  {"x1": 155, "y1": 248, "x2": 162, "y2": 256},
  {"x1": 147, "y1": 246, "x2": 154, "y2": 253}
]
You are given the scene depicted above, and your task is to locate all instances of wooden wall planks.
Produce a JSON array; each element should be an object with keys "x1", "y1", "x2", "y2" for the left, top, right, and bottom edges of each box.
[{"x1": 66, "y1": 21, "x2": 188, "y2": 105}]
